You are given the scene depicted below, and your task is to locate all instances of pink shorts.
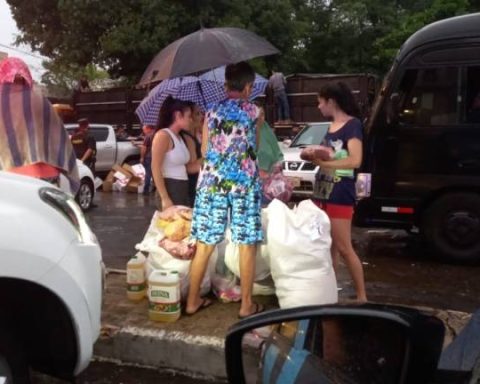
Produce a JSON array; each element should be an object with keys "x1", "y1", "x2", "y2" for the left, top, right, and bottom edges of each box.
[{"x1": 314, "y1": 200, "x2": 354, "y2": 220}]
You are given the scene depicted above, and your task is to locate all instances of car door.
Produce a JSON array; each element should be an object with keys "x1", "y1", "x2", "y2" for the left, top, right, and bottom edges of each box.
[
  {"x1": 89, "y1": 125, "x2": 115, "y2": 171},
  {"x1": 371, "y1": 66, "x2": 461, "y2": 201}
]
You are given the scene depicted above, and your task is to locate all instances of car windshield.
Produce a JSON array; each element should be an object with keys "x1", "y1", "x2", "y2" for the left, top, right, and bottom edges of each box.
[{"x1": 290, "y1": 123, "x2": 330, "y2": 147}]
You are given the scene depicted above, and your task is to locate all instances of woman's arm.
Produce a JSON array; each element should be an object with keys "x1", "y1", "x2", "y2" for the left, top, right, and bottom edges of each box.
[
  {"x1": 151, "y1": 131, "x2": 173, "y2": 210},
  {"x1": 201, "y1": 118, "x2": 209, "y2": 157},
  {"x1": 312, "y1": 138, "x2": 362, "y2": 170}
]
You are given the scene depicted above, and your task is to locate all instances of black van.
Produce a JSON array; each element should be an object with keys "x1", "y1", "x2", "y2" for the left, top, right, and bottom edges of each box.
[{"x1": 354, "y1": 13, "x2": 480, "y2": 262}]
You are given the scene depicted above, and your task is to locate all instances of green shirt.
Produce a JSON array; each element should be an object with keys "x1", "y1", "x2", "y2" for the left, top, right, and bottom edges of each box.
[{"x1": 258, "y1": 122, "x2": 283, "y2": 172}]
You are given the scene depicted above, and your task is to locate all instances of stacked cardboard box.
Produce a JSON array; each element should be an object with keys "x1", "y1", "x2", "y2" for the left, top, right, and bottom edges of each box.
[{"x1": 103, "y1": 164, "x2": 145, "y2": 193}]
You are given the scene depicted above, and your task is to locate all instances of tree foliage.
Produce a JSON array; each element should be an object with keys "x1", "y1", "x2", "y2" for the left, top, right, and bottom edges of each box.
[{"x1": 6, "y1": 0, "x2": 480, "y2": 85}]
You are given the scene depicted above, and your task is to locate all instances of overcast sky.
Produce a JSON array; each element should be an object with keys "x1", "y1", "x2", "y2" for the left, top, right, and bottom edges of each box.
[{"x1": 0, "y1": 0, "x2": 45, "y2": 81}]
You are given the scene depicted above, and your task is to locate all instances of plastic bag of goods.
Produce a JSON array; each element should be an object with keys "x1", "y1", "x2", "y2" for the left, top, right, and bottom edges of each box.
[
  {"x1": 263, "y1": 166, "x2": 293, "y2": 204},
  {"x1": 267, "y1": 199, "x2": 338, "y2": 308},
  {"x1": 224, "y1": 209, "x2": 271, "y2": 282},
  {"x1": 300, "y1": 145, "x2": 334, "y2": 162},
  {"x1": 145, "y1": 247, "x2": 217, "y2": 301},
  {"x1": 211, "y1": 271, "x2": 241, "y2": 303},
  {"x1": 138, "y1": 208, "x2": 214, "y2": 300}
]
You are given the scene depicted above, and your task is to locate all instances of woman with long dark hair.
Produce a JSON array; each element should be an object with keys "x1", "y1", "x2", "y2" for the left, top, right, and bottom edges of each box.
[
  {"x1": 151, "y1": 96, "x2": 192, "y2": 209},
  {"x1": 311, "y1": 81, "x2": 367, "y2": 302}
]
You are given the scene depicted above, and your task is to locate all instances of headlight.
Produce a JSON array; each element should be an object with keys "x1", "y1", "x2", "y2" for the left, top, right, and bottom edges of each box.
[{"x1": 39, "y1": 187, "x2": 96, "y2": 244}]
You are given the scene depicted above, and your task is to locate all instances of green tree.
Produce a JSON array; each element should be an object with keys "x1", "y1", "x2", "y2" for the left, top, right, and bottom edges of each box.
[
  {"x1": 41, "y1": 62, "x2": 109, "y2": 98},
  {"x1": 7, "y1": 0, "x2": 480, "y2": 83}
]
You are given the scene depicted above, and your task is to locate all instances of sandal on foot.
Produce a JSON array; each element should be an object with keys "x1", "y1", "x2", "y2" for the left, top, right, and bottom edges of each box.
[
  {"x1": 185, "y1": 298, "x2": 213, "y2": 316},
  {"x1": 238, "y1": 303, "x2": 265, "y2": 320}
]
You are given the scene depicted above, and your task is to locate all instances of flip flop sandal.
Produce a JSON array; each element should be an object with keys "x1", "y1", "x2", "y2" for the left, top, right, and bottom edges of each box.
[
  {"x1": 184, "y1": 298, "x2": 213, "y2": 316},
  {"x1": 238, "y1": 303, "x2": 265, "y2": 320}
]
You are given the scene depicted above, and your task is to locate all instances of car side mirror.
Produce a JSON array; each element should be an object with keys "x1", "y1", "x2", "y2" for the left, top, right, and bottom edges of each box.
[
  {"x1": 225, "y1": 304, "x2": 445, "y2": 384},
  {"x1": 282, "y1": 139, "x2": 292, "y2": 148}
]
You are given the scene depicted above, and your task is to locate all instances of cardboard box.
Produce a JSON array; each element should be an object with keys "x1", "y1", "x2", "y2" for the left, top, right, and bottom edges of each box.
[
  {"x1": 103, "y1": 164, "x2": 132, "y2": 192},
  {"x1": 122, "y1": 164, "x2": 143, "y2": 193},
  {"x1": 102, "y1": 170, "x2": 115, "y2": 192}
]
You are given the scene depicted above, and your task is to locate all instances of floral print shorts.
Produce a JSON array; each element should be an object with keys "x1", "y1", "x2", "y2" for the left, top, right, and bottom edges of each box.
[{"x1": 191, "y1": 187, "x2": 264, "y2": 245}]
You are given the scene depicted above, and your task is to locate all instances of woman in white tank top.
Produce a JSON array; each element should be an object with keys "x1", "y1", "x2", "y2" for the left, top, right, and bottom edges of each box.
[{"x1": 151, "y1": 97, "x2": 192, "y2": 209}]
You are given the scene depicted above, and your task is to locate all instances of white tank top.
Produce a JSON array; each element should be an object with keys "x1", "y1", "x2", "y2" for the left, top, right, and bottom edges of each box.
[{"x1": 161, "y1": 128, "x2": 190, "y2": 180}]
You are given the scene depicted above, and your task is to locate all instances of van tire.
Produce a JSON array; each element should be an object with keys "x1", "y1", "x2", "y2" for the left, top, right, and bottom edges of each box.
[
  {"x1": 422, "y1": 193, "x2": 480, "y2": 263},
  {"x1": 0, "y1": 323, "x2": 30, "y2": 384}
]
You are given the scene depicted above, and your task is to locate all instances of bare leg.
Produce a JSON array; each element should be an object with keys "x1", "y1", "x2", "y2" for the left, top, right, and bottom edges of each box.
[
  {"x1": 238, "y1": 243, "x2": 259, "y2": 317},
  {"x1": 330, "y1": 219, "x2": 367, "y2": 302},
  {"x1": 186, "y1": 241, "x2": 215, "y2": 314}
]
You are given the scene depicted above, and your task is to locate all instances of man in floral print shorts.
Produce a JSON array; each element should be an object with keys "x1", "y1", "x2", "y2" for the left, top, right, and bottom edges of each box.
[{"x1": 186, "y1": 62, "x2": 265, "y2": 319}]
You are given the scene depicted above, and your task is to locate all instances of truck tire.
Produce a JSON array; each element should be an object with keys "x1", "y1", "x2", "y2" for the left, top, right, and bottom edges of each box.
[
  {"x1": 0, "y1": 323, "x2": 30, "y2": 384},
  {"x1": 422, "y1": 193, "x2": 480, "y2": 263}
]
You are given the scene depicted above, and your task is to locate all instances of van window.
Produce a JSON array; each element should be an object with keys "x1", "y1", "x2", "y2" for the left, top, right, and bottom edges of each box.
[
  {"x1": 397, "y1": 67, "x2": 458, "y2": 126},
  {"x1": 465, "y1": 66, "x2": 480, "y2": 124}
]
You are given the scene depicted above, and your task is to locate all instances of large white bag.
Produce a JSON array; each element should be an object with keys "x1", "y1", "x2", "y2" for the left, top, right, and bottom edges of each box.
[
  {"x1": 224, "y1": 209, "x2": 270, "y2": 282},
  {"x1": 267, "y1": 199, "x2": 338, "y2": 308}
]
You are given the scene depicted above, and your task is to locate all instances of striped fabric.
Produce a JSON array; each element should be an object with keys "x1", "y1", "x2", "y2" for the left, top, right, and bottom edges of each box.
[
  {"x1": 0, "y1": 84, "x2": 79, "y2": 192},
  {"x1": 135, "y1": 66, "x2": 268, "y2": 127}
]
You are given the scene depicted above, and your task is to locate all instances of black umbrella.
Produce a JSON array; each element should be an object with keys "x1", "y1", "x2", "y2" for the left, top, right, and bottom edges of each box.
[{"x1": 138, "y1": 27, "x2": 279, "y2": 86}]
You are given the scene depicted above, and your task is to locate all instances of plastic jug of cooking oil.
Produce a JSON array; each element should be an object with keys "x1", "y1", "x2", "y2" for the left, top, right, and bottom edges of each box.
[
  {"x1": 126, "y1": 252, "x2": 146, "y2": 301},
  {"x1": 148, "y1": 270, "x2": 181, "y2": 322}
]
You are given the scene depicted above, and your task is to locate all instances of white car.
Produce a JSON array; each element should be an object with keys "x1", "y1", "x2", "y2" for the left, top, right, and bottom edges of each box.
[
  {"x1": 59, "y1": 160, "x2": 96, "y2": 211},
  {"x1": 281, "y1": 122, "x2": 330, "y2": 196},
  {"x1": 0, "y1": 172, "x2": 103, "y2": 382}
]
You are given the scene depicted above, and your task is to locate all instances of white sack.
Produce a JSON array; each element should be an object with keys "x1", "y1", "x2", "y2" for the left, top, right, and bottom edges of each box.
[
  {"x1": 224, "y1": 209, "x2": 270, "y2": 282},
  {"x1": 267, "y1": 199, "x2": 338, "y2": 308}
]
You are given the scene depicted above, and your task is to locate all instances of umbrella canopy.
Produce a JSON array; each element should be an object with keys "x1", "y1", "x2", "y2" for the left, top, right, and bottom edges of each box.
[
  {"x1": 138, "y1": 27, "x2": 279, "y2": 86},
  {"x1": 136, "y1": 67, "x2": 268, "y2": 127}
]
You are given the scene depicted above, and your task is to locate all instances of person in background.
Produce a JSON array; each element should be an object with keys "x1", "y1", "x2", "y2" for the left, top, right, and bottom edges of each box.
[
  {"x1": 71, "y1": 118, "x2": 97, "y2": 174},
  {"x1": 254, "y1": 100, "x2": 283, "y2": 178},
  {"x1": 181, "y1": 102, "x2": 204, "y2": 206},
  {"x1": 310, "y1": 81, "x2": 367, "y2": 302},
  {"x1": 186, "y1": 62, "x2": 264, "y2": 318},
  {"x1": 140, "y1": 125, "x2": 155, "y2": 195},
  {"x1": 268, "y1": 69, "x2": 291, "y2": 124},
  {"x1": 116, "y1": 124, "x2": 129, "y2": 141},
  {"x1": 77, "y1": 76, "x2": 91, "y2": 92},
  {"x1": 0, "y1": 57, "x2": 79, "y2": 192},
  {"x1": 151, "y1": 97, "x2": 191, "y2": 209}
]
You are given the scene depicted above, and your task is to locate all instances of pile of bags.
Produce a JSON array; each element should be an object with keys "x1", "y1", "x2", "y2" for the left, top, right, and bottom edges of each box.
[{"x1": 135, "y1": 199, "x2": 338, "y2": 308}]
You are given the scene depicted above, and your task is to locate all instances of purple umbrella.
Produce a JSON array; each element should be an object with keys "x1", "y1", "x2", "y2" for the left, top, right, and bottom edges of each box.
[
  {"x1": 138, "y1": 27, "x2": 279, "y2": 86},
  {"x1": 136, "y1": 67, "x2": 268, "y2": 127}
]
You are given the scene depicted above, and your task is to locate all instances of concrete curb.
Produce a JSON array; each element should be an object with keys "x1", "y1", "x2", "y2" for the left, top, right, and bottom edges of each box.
[
  {"x1": 97, "y1": 271, "x2": 472, "y2": 380},
  {"x1": 94, "y1": 325, "x2": 227, "y2": 380}
]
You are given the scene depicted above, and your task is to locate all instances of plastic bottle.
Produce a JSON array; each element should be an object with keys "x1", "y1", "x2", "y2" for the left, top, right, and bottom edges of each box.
[
  {"x1": 148, "y1": 270, "x2": 181, "y2": 322},
  {"x1": 126, "y1": 253, "x2": 146, "y2": 301}
]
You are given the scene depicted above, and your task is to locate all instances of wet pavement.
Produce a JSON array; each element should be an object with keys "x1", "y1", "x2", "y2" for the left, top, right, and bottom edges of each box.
[
  {"x1": 86, "y1": 191, "x2": 480, "y2": 313},
  {"x1": 34, "y1": 361, "x2": 224, "y2": 383},
  {"x1": 38, "y1": 189, "x2": 479, "y2": 383}
]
